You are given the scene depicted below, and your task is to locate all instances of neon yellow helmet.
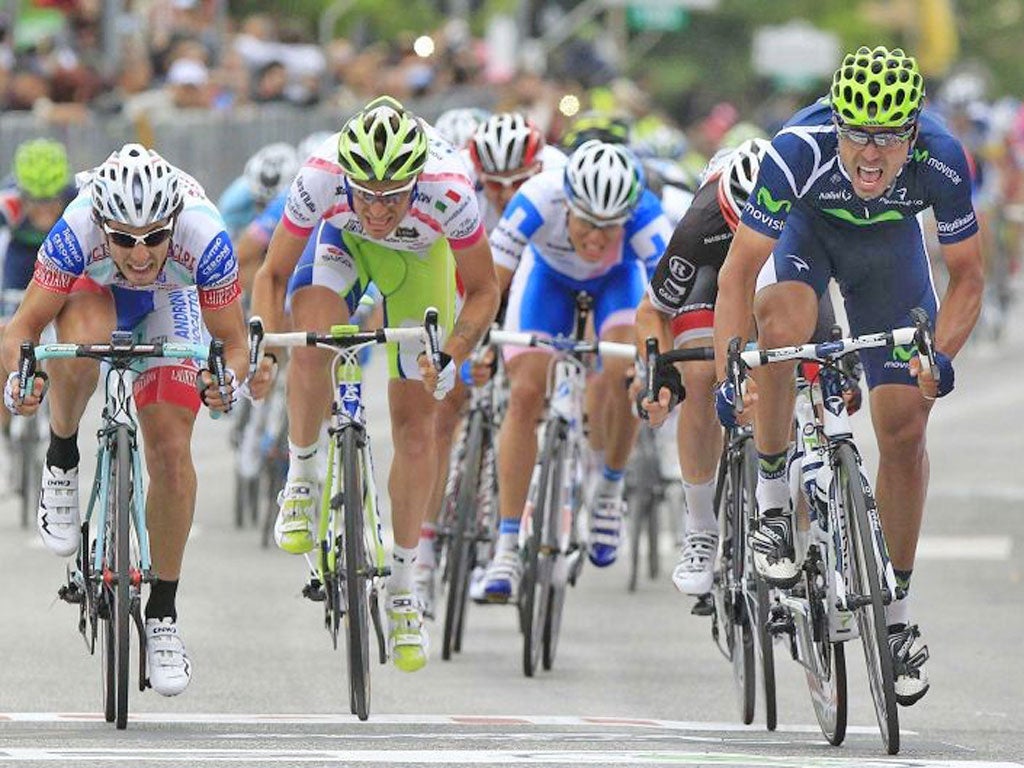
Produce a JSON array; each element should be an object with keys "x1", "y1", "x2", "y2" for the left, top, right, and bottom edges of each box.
[
  {"x1": 830, "y1": 46, "x2": 925, "y2": 126},
  {"x1": 14, "y1": 138, "x2": 70, "y2": 199},
  {"x1": 337, "y1": 96, "x2": 428, "y2": 182}
]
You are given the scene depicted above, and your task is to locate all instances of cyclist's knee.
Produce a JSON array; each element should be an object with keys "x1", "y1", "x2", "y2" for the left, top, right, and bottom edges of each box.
[{"x1": 754, "y1": 284, "x2": 817, "y2": 347}]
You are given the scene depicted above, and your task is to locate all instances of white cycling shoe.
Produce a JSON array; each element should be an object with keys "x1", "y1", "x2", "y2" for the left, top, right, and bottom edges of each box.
[
  {"x1": 145, "y1": 617, "x2": 192, "y2": 696},
  {"x1": 672, "y1": 531, "x2": 718, "y2": 595},
  {"x1": 37, "y1": 464, "x2": 81, "y2": 557}
]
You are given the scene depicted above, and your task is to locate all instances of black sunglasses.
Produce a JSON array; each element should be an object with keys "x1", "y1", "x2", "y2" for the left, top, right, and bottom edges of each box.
[{"x1": 102, "y1": 220, "x2": 175, "y2": 249}]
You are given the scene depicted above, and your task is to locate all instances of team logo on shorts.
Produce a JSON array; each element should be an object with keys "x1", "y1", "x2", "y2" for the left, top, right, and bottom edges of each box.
[{"x1": 668, "y1": 255, "x2": 695, "y2": 282}]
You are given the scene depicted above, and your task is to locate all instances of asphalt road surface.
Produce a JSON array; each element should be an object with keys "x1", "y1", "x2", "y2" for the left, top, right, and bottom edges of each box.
[{"x1": 0, "y1": 302, "x2": 1021, "y2": 767}]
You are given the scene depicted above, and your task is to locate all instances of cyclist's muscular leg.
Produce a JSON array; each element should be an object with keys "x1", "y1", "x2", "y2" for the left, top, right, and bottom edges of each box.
[
  {"x1": 868, "y1": 385, "x2": 931, "y2": 570},
  {"x1": 287, "y1": 286, "x2": 346, "y2": 447},
  {"x1": 751, "y1": 282, "x2": 818, "y2": 453},
  {"x1": 139, "y1": 403, "x2": 198, "y2": 580},
  {"x1": 676, "y1": 347, "x2": 720, "y2": 485},
  {"x1": 749, "y1": 282, "x2": 817, "y2": 586},
  {"x1": 49, "y1": 290, "x2": 116, "y2": 437},
  {"x1": 496, "y1": 351, "x2": 549, "y2": 531},
  {"x1": 272, "y1": 286, "x2": 345, "y2": 554},
  {"x1": 595, "y1": 323, "x2": 639, "y2": 470}
]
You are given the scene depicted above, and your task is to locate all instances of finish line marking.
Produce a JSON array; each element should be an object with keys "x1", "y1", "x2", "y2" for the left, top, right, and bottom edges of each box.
[
  {"x1": 0, "y1": 713, "x2": 893, "y2": 734},
  {"x1": 0, "y1": 747, "x2": 1019, "y2": 767}
]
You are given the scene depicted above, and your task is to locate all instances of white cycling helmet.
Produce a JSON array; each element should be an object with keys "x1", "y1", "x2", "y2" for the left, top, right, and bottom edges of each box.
[
  {"x1": 433, "y1": 107, "x2": 490, "y2": 149},
  {"x1": 563, "y1": 140, "x2": 642, "y2": 224},
  {"x1": 717, "y1": 138, "x2": 771, "y2": 231},
  {"x1": 91, "y1": 143, "x2": 182, "y2": 227},
  {"x1": 244, "y1": 142, "x2": 299, "y2": 204},
  {"x1": 297, "y1": 130, "x2": 333, "y2": 163},
  {"x1": 469, "y1": 112, "x2": 545, "y2": 175}
]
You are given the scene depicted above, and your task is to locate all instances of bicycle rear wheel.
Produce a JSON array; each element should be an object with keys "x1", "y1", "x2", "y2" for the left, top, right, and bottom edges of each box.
[
  {"x1": 522, "y1": 423, "x2": 561, "y2": 677},
  {"x1": 802, "y1": 545, "x2": 847, "y2": 745},
  {"x1": 341, "y1": 427, "x2": 372, "y2": 721},
  {"x1": 837, "y1": 444, "x2": 899, "y2": 754},
  {"x1": 18, "y1": 425, "x2": 42, "y2": 529},
  {"x1": 443, "y1": 411, "x2": 485, "y2": 660}
]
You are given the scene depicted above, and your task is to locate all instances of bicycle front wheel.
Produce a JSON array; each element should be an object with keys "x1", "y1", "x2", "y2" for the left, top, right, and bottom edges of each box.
[
  {"x1": 341, "y1": 427, "x2": 372, "y2": 721},
  {"x1": 18, "y1": 425, "x2": 43, "y2": 529},
  {"x1": 836, "y1": 444, "x2": 899, "y2": 754},
  {"x1": 443, "y1": 411, "x2": 485, "y2": 660},
  {"x1": 522, "y1": 423, "x2": 561, "y2": 677},
  {"x1": 110, "y1": 426, "x2": 132, "y2": 730}
]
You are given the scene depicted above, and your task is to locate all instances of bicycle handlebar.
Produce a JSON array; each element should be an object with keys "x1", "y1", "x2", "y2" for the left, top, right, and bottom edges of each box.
[{"x1": 487, "y1": 329, "x2": 635, "y2": 360}]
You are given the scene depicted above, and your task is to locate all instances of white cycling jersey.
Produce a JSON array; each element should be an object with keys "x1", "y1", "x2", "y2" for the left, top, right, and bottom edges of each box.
[
  {"x1": 281, "y1": 128, "x2": 485, "y2": 253},
  {"x1": 488, "y1": 167, "x2": 673, "y2": 282},
  {"x1": 34, "y1": 172, "x2": 240, "y2": 310}
]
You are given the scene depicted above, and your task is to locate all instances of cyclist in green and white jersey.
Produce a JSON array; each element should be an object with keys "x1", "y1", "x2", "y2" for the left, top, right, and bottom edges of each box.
[{"x1": 251, "y1": 96, "x2": 499, "y2": 672}]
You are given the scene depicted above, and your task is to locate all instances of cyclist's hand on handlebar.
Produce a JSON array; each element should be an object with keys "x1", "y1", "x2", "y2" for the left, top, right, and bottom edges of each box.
[
  {"x1": 909, "y1": 350, "x2": 954, "y2": 400},
  {"x1": 714, "y1": 377, "x2": 758, "y2": 429},
  {"x1": 418, "y1": 351, "x2": 457, "y2": 401},
  {"x1": 245, "y1": 355, "x2": 277, "y2": 401},
  {"x1": 4, "y1": 371, "x2": 46, "y2": 416},
  {"x1": 465, "y1": 346, "x2": 497, "y2": 387},
  {"x1": 196, "y1": 367, "x2": 237, "y2": 412}
]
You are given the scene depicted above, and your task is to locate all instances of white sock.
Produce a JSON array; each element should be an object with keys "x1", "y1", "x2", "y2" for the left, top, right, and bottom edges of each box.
[
  {"x1": 390, "y1": 544, "x2": 418, "y2": 594},
  {"x1": 416, "y1": 524, "x2": 437, "y2": 569},
  {"x1": 886, "y1": 592, "x2": 913, "y2": 628},
  {"x1": 682, "y1": 478, "x2": 717, "y2": 534},
  {"x1": 755, "y1": 475, "x2": 791, "y2": 516},
  {"x1": 287, "y1": 440, "x2": 318, "y2": 483}
]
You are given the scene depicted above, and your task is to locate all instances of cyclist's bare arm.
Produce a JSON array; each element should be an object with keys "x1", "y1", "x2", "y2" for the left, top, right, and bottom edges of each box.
[
  {"x1": 201, "y1": 298, "x2": 258, "y2": 391},
  {"x1": 235, "y1": 227, "x2": 269, "y2": 295},
  {"x1": 935, "y1": 232, "x2": 984, "y2": 358},
  {"x1": 1, "y1": 281, "x2": 66, "y2": 373},
  {"x1": 448, "y1": 237, "x2": 500, "y2": 363},
  {"x1": 634, "y1": 294, "x2": 675, "y2": 426},
  {"x1": 713, "y1": 224, "x2": 774, "y2": 380},
  {"x1": 496, "y1": 263, "x2": 515, "y2": 296},
  {"x1": 251, "y1": 222, "x2": 308, "y2": 332}
]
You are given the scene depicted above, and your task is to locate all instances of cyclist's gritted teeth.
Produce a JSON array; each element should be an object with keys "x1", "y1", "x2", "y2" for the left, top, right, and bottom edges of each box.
[{"x1": 857, "y1": 165, "x2": 884, "y2": 188}]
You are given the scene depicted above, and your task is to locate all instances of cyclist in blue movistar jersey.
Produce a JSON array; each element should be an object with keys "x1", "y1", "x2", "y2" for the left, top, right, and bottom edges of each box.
[
  {"x1": 480, "y1": 140, "x2": 673, "y2": 601},
  {"x1": 712, "y1": 46, "x2": 984, "y2": 707}
]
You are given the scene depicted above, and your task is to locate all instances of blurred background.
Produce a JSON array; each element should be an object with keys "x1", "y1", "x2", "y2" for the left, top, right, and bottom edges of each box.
[{"x1": 0, "y1": 0, "x2": 1020, "y2": 202}]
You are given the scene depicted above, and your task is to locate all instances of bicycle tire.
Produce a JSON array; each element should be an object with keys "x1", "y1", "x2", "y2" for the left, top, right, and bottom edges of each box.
[
  {"x1": 808, "y1": 618, "x2": 848, "y2": 745},
  {"x1": 522, "y1": 423, "x2": 560, "y2": 677},
  {"x1": 259, "y1": 423, "x2": 289, "y2": 549},
  {"x1": 647, "y1": 488, "x2": 661, "y2": 580},
  {"x1": 732, "y1": 439, "x2": 757, "y2": 725},
  {"x1": 837, "y1": 444, "x2": 899, "y2": 754},
  {"x1": 625, "y1": 484, "x2": 649, "y2": 592},
  {"x1": 341, "y1": 426, "x2": 372, "y2": 721},
  {"x1": 738, "y1": 436, "x2": 777, "y2": 732},
  {"x1": 112, "y1": 426, "x2": 132, "y2": 730},
  {"x1": 443, "y1": 410, "x2": 485, "y2": 660},
  {"x1": 18, "y1": 426, "x2": 42, "y2": 529}
]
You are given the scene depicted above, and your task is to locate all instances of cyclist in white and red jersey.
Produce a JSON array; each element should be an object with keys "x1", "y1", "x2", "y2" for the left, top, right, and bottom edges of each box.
[
  {"x1": 2, "y1": 143, "x2": 274, "y2": 698},
  {"x1": 251, "y1": 96, "x2": 499, "y2": 673}
]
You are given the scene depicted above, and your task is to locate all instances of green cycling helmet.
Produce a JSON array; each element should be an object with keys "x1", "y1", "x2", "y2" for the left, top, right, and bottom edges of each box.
[
  {"x1": 830, "y1": 46, "x2": 925, "y2": 126},
  {"x1": 337, "y1": 96, "x2": 428, "y2": 182},
  {"x1": 14, "y1": 138, "x2": 71, "y2": 199}
]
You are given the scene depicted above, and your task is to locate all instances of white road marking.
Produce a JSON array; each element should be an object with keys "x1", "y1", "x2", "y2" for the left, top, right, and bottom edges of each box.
[{"x1": 0, "y1": 747, "x2": 1019, "y2": 766}]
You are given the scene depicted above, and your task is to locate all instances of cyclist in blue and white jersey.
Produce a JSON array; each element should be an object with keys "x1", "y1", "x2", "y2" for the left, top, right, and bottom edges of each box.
[
  {"x1": 480, "y1": 140, "x2": 673, "y2": 601},
  {"x1": 217, "y1": 142, "x2": 299, "y2": 238},
  {"x1": 713, "y1": 46, "x2": 984, "y2": 706},
  {"x1": 2, "y1": 144, "x2": 275, "y2": 697}
]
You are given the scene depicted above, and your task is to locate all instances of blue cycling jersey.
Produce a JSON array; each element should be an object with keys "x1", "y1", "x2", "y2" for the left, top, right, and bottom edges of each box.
[
  {"x1": 217, "y1": 176, "x2": 260, "y2": 237},
  {"x1": 743, "y1": 100, "x2": 977, "y2": 244}
]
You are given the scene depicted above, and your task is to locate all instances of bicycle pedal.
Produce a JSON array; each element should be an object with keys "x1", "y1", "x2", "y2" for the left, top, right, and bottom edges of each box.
[
  {"x1": 302, "y1": 580, "x2": 326, "y2": 602},
  {"x1": 766, "y1": 605, "x2": 795, "y2": 637},
  {"x1": 58, "y1": 582, "x2": 85, "y2": 605},
  {"x1": 691, "y1": 593, "x2": 714, "y2": 617}
]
